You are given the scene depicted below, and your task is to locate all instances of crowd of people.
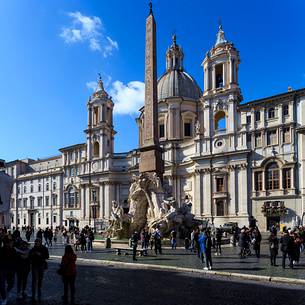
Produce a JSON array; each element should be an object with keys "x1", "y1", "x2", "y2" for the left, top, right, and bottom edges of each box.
[
  {"x1": 0, "y1": 220, "x2": 304, "y2": 303},
  {"x1": 0, "y1": 226, "x2": 79, "y2": 305},
  {"x1": 268, "y1": 225, "x2": 305, "y2": 268},
  {"x1": 129, "y1": 222, "x2": 305, "y2": 273}
]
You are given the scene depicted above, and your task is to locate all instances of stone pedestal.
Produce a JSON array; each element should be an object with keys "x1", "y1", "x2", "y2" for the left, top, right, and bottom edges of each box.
[{"x1": 139, "y1": 145, "x2": 163, "y2": 178}]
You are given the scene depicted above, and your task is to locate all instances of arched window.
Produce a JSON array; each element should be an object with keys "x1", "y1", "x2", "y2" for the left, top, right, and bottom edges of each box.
[
  {"x1": 65, "y1": 186, "x2": 79, "y2": 208},
  {"x1": 93, "y1": 107, "x2": 99, "y2": 125},
  {"x1": 215, "y1": 111, "x2": 226, "y2": 131},
  {"x1": 215, "y1": 64, "x2": 224, "y2": 88},
  {"x1": 93, "y1": 141, "x2": 99, "y2": 158},
  {"x1": 266, "y1": 162, "x2": 280, "y2": 190}
]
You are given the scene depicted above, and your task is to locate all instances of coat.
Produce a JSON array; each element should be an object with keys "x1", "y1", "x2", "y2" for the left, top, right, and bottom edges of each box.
[
  {"x1": 61, "y1": 253, "x2": 77, "y2": 277},
  {"x1": 268, "y1": 235, "x2": 279, "y2": 256},
  {"x1": 198, "y1": 233, "x2": 207, "y2": 254}
]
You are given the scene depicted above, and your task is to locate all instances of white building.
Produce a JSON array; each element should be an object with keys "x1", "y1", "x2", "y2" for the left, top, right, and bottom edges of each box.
[{"x1": 4, "y1": 23, "x2": 305, "y2": 231}]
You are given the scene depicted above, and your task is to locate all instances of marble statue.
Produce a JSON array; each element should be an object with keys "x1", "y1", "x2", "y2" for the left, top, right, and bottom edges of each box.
[{"x1": 105, "y1": 172, "x2": 197, "y2": 238}]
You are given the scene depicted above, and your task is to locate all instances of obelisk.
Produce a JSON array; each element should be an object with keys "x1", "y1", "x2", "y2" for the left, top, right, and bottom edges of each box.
[{"x1": 139, "y1": 2, "x2": 164, "y2": 178}]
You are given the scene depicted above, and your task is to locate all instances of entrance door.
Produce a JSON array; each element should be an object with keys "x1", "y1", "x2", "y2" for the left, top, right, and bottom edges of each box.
[
  {"x1": 69, "y1": 220, "x2": 75, "y2": 229},
  {"x1": 267, "y1": 216, "x2": 280, "y2": 231},
  {"x1": 29, "y1": 212, "x2": 36, "y2": 228}
]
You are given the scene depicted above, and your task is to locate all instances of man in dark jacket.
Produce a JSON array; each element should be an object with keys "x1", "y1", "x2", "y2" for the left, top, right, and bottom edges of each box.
[
  {"x1": 29, "y1": 239, "x2": 49, "y2": 301},
  {"x1": 280, "y1": 230, "x2": 293, "y2": 269},
  {"x1": 205, "y1": 230, "x2": 213, "y2": 270},
  {"x1": 131, "y1": 231, "x2": 139, "y2": 261},
  {"x1": 0, "y1": 236, "x2": 17, "y2": 305}
]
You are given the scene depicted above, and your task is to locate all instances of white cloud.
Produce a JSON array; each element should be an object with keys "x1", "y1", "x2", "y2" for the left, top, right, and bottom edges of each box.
[
  {"x1": 85, "y1": 77, "x2": 144, "y2": 115},
  {"x1": 60, "y1": 11, "x2": 118, "y2": 57},
  {"x1": 110, "y1": 81, "x2": 145, "y2": 115},
  {"x1": 86, "y1": 81, "x2": 98, "y2": 91}
]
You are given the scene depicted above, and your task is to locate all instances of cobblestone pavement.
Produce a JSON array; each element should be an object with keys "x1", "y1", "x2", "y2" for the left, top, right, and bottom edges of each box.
[
  {"x1": 6, "y1": 233, "x2": 305, "y2": 304},
  {"x1": 43, "y1": 236, "x2": 305, "y2": 280},
  {"x1": 5, "y1": 257, "x2": 305, "y2": 305}
]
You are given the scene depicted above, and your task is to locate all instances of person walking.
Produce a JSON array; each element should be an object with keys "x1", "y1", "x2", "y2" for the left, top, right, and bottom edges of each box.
[
  {"x1": 87, "y1": 229, "x2": 94, "y2": 252},
  {"x1": 131, "y1": 231, "x2": 139, "y2": 261},
  {"x1": 153, "y1": 228, "x2": 162, "y2": 255},
  {"x1": 170, "y1": 229, "x2": 177, "y2": 250},
  {"x1": 36, "y1": 228, "x2": 43, "y2": 241},
  {"x1": 198, "y1": 228, "x2": 206, "y2": 267},
  {"x1": 29, "y1": 238, "x2": 49, "y2": 301},
  {"x1": 60, "y1": 245, "x2": 77, "y2": 305},
  {"x1": 204, "y1": 230, "x2": 213, "y2": 270},
  {"x1": 0, "y1": 236, "x2": 17, "y2": 305},
  {"x1": 48, "y1": 229, "x2": 53, "y2": 247},
  {"x1": 280, "y1": 229, "x2": 293, "y2": 269},
  {"x1": 194, "y1": 228, "x2": 200, "y2": 257},
  {"x1": 80, "y1": 231, "x2": 86, "y2": 252},
  {"x1": 215, "y1": 228, "x2": 222, "y2": 256},
  {"x1": 43, "y1": 229, "x2": 49, "y2": 247},
  {"x1": 198, "y1": 229, "x2": 212, "y2": 270},
  {"x1": 140, "y1": 229, "x2": 149, "y2": 255},
  {"x1": 25, "y1": 229, "x2": 32, "y2": 243},
  {"x1": 268, "y1": 232, "x2": 279, "y2": 266},
  {"x1": 252, "y1": 227, "x2": 262, "y2": 258},
  {"x1": 15, "y1": 241, "x2": 31, "y2": 298}
]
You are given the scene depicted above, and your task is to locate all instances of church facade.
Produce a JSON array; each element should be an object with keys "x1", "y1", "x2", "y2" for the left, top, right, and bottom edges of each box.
[{"x1": 3, "y1": 13, "x2": 305, "y2": 231}]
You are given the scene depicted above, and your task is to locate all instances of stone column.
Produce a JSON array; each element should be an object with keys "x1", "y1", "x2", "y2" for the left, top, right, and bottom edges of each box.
[
  {"x1": 229, "y1": 166, "x2": 236, "y2": 216},
  {"x1": 237, "y1": 165, "x2": 248, "y2": 216},
  {"x1": 87, "y1": 106, "x2": 92, "y2": 128},
  {"x1": 203, "y1": 170, "x2": 212, "y2": 217},
  {"x1": 104, "y1": 182, "x2": 115, "y2": 220},
  {"x1": 85, "y1": 186, "x2": 90, "y2": 221},
  {"x1": 194, "y1": 171, "x2": 203, "y2": 216},
  {"x1": 230, "y1": 58, "x2": 234, "y2": 84},
  {"x1": 80, "y1": 186, "x2": 86, "y2": 221},
  {"x1": 212, "y1": 66, "x2": 216, "y2": 89},
  {"x1": 99, "y1": 184, "x2": 104, "y2": 219}
]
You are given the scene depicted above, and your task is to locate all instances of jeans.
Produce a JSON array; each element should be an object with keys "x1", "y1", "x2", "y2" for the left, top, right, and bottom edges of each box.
[
  {"x1": 215, "y1": 242, "x2": 221, "y2": 254},
  {"x1": 270, "y1": 254, "x2": 277, "y2": 266},
  {"x1": 132, "y1": 245, "x2": 137, "y2": 260},
  {"x1": 87, "y1": 240, "x2": 93, "y2": 251},
  {"x1": 205, "y1": 251, "x2": 213, "y2": 269},
  {"x1": 171, "y1": 239, "x2": 177, "y2": 250},
  {"x1": 17, "y1": 268, "x2": 30, "y2": 293},
  {"x1": 154, "y1": 240, "x2": 162, "y2": 255},
  {"x1": 282, "y1": 251, "x2": 293, "y2": 268},
  {"x1": 32, "y1": 266, "x2": 44, "y2": 299},
  {"x1": 63, "y1": 276, "x2": 75, "y2": 304}
]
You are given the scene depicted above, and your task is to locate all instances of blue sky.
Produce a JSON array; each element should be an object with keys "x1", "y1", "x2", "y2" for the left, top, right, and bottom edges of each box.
[{"x1": 0, "y1": 0, "x2": 304, "y2": 162}]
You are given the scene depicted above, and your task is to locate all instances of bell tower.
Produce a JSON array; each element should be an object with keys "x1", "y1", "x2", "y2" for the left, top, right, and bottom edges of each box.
[
  {"x1": 86, "y1": 76, "x2": 115, "y2": 161},
  {"x1": 201, "y1": 24, "x2": 242, "y2": 140}
]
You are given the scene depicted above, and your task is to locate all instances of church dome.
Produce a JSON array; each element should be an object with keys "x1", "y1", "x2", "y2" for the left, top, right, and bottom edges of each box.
[
  {"x1": 158, "y1": 70, "x2": 202, "y2": 101},
  {"x1": 157, "y1": 35, "x2": 202, "y2": 101}
]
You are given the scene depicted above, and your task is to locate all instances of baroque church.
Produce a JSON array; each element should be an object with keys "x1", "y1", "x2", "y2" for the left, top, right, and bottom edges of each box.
[{"x1": 2, "y1": 6, "x2": 305, "y2": 231}]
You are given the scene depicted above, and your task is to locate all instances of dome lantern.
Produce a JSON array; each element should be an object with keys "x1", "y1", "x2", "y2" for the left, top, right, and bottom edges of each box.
[
  {"x1": 166, "y1": 34, "x2": 184, "y2": 71},
  {"x1": 158, "y1": 36, "x2": 202, "y2": 101}
]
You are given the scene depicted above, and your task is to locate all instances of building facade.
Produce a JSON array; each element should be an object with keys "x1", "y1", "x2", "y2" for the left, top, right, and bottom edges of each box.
[{"x1": 4, "y1": 23, "x2": 305, "y2": 231}]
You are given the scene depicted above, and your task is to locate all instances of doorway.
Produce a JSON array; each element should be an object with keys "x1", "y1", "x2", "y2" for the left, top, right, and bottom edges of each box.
[
  {"x1": 267, "y1": 216, "x2": 280, "y2": 231},
  {"x1": 29, "y1": 212, "x2": 35, "y2": 228}
]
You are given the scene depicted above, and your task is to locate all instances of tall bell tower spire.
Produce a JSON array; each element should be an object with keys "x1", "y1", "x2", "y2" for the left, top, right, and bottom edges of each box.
[{"x1": 139, "y1": 1, "x2": 164, "y2": 178}]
